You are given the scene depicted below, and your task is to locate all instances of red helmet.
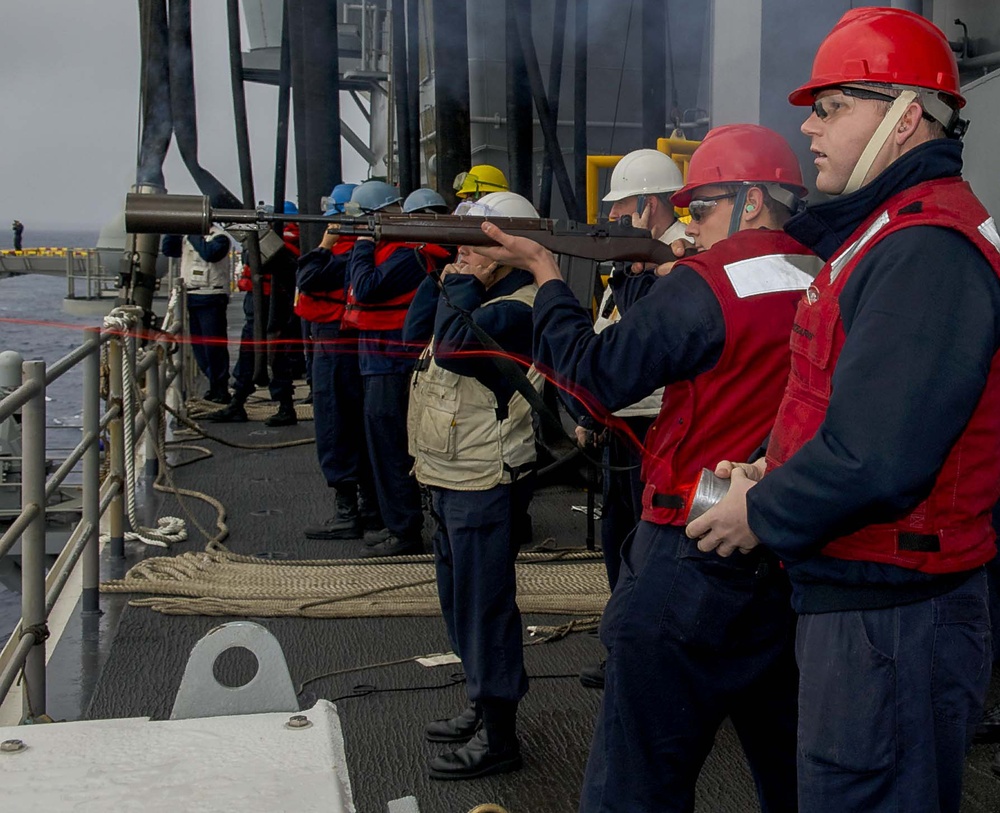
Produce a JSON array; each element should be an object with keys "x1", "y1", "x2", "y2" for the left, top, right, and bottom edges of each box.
[
  {"x1": 671, "y1": 124, "x2": 806, "y2": 208},
  {"x1": 788, "y1": 8, "x2": 965, "y2": 107}
]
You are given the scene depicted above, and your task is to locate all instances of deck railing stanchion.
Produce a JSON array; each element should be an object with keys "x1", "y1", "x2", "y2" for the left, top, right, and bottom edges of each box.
[
  {"x1": 20, "y1": 360, "x2": 48, "y2": 721},
  {"x1": 81, "y1": 329, "x2": 102, "y2": 615}
]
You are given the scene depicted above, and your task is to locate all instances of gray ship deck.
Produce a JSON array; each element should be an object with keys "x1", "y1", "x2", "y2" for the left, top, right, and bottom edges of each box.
[{"x1": 40, "y1": 329, "x2": 1000, "y2": 813}]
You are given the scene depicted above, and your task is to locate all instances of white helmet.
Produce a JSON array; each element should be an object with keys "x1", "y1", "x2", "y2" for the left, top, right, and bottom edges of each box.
[
  {"x1": 602, "y1": 149, "x2": 684, "y2": 202},
  {"x1": 455, "y1": 191, "x2": 539, "y2": 218}
]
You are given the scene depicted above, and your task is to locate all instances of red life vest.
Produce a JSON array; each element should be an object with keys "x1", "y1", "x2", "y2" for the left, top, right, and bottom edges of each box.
[
  {"x1": 641, "y1": 229, "x2": 821, "y2": 525},
  {"x1": 766, "y1": 178, "x2": 1000, "y2": 574},
  {"x1": 341, "y1": 241, "x2": 450, "y2": 331},
  {"x1": 294, "y1": 237, "x2": 356, "y2": 323}
]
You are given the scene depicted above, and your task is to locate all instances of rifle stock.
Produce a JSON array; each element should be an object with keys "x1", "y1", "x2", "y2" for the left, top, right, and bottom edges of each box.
[{"x1": 124, "y1": 192, "x2": 678, "y2": 264}]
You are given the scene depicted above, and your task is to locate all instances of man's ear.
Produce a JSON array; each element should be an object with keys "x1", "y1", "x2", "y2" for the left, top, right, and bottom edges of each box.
[
  {"x1": 896, "y1": 101, "x2": 924, "y2": 143},
  {"x1": 743, "y1": 187, "x2": 765, "y2": 223}
]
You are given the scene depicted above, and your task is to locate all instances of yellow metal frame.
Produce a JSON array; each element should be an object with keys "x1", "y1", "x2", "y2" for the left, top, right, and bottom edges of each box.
[{"x1": 585, "y1": 135, "x2": 701, "y2": 224}]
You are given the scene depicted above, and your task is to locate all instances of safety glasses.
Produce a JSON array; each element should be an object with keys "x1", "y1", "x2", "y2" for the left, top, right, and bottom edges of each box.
[
  {"x1": 688, "y1": 193, "x2": 736, "y2": 223},
  {"x1": 811, "y1": 86, "x2": 897, "y2": 121},
  {"x1": 453, "y1": 171, "x2": 477, "y2": 192}
]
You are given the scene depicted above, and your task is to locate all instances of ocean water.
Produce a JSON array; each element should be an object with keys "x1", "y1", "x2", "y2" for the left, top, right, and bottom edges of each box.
[{"x1": 1, "y1": 228, "x2": 102, "y2": 640}]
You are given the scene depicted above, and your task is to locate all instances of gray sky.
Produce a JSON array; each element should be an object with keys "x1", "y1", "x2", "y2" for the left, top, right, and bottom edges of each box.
[{"x1": 0, "y1": 1, "x2": 366, "y2": 231}]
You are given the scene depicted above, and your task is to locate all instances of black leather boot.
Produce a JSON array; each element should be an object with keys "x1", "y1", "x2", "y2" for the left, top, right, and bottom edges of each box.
[
  {"x1": 304, "y1": 486, "x2": 360, "y2": 540},
  {"x1": 205, "y1": 399, "x2": 248, "y2": 423},
  {"x1": 424, "y1": 703, "x2": 481, "y2": 743},
  {"x1": 428, "y1": 699, "x2": 521, "y2": 780},
  {"x1": 265, "y1": 401, "x2": 297, "y2": 427},
  {"x1": 358, "y1": 486, "x2": 383, "y2": 532}
]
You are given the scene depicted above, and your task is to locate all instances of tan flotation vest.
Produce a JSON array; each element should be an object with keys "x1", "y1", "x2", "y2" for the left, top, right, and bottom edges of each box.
[{"x1": 408, "y1": 284, "x2": 540, "y2": 490}]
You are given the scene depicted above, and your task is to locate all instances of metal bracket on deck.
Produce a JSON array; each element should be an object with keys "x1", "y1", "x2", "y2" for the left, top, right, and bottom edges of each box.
[
  {"x1": 170, "y1": 621, "x2": 298, "y2": 720},
  {"x1": 387, "y1": 797, "x2": 421, "y2": 813}
]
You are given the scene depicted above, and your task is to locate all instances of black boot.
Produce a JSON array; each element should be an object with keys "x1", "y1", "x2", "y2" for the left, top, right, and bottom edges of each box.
[
  {"x1": 358, "y1": 487, "x2": 383, "y2": 532},
  {"x1": 360, "y1": 532, "x2": 422, "y2": 557},
  {"x1": 205, "y1": 399, "x2": 248, "y2": 423},
  {"x1": 304, "y1": 486, "x2": 361, "y2": 540},
  {"x1": 974, "y1": 702, "x2": 1000, "y2": 744},
  {"x1": 424, "y1": 703, "x2": 481, "y2": 743},
  {"x1": 428, "y1": 699, "x2": 521, "y2": 780},
  {"x1": 578, "y1": 659, "x2": 606, "y2": 689},
  {"x1": 265, "y1": 401, "x2": 297, "y2": 427}
]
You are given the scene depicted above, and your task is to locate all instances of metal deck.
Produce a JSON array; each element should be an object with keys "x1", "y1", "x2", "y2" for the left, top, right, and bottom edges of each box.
[{"x1": 35, "y1": 316, "x2": 1000, "y2": 812}]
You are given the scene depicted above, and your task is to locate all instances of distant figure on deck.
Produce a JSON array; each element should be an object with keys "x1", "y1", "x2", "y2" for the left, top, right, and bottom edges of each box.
[
  {"x1": 12, "y1": 220, "x2": 23, "y2": 250},
  {"x1": 162, "y1": 229, "x2": 233, "y2": 403}
]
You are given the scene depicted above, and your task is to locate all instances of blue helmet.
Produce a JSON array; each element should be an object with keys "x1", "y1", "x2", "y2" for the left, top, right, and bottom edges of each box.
[
  {"x1": 403, "y1": 188, "x2": 449, "y2": 214},
  {"x1": 348, "y1": 180, "x2": 403, "y2": 214},
  {"x1": 282, "y1": 201, "x2": 298, "y2": 215},
  {"x1": 323, "y1": 183, "x2": 359, "y2": 216}
]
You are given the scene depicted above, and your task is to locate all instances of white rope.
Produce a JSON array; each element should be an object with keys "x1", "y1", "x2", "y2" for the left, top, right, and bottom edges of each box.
[{"x1": 102, "y1": 304, "x2": 187, "y2": 548}]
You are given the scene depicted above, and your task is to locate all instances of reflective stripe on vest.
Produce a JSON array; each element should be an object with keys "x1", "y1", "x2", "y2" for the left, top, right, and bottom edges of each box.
[
  {"x1": 766, "y1": 178, "x2": 1000, "y2": 573},
  {"x1": 640, "y1": 230, "x2": 822, "y2": 526}
]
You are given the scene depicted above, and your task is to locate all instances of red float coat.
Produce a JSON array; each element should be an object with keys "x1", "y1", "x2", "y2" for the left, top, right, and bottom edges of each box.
[
  {"x1": 640, "y1": 229, "x2": 821, "y2": 525},
  {"x1": 766, "y1": 178, "x2": 1000, "y2": 574},
  {"x1": 341, "y1": 242, "x2": 450, "y2": 331},
  {"x1": 293, "y1": 237, "x2": 356, "y2": 323}
]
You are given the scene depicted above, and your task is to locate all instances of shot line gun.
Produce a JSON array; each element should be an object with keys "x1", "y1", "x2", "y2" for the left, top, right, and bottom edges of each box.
[{"x1": 124, "y1": 193, "x2": 680, "y2": 266}]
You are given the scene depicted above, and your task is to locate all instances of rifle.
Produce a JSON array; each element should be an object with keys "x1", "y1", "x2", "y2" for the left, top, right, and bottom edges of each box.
[{"x1": 124, "y1": 193, "x2": 680, "y2": 265}]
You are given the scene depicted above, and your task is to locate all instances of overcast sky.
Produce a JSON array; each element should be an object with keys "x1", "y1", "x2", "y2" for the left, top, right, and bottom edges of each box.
[{"x1": 0, "y1": 1, "x2": 367, "y2": 232}]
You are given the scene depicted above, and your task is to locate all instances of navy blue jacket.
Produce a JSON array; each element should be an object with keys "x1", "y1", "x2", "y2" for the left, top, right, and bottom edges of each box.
[
  {"x1": 347, "y1": 239, "x2": 428, "y2": 376},
  {"x1": 532, "y1": 265, "x2": 724, "y2": 425},
  {"x1": 296, "y1": 247, "x2": 348, "y2": 295},
  {"x1": 404, "y1": 269, "x2": 535, "y2": 410},
  {"x1": 748, "y1": 139, "x2": 1000, "y2": 613},
  {"x1": 161, "y1": 233, "x2": 230, "y2": 263}
]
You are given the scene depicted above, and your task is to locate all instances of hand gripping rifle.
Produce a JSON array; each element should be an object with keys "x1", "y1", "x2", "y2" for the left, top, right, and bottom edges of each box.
[{"x1": 124, "y1": 192, "x2": 680, "y2": 265}]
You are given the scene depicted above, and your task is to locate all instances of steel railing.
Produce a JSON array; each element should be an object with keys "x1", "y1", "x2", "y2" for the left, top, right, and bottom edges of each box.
[{"x1": 0, "y1": 290, "x2": 185, "y2": 721}]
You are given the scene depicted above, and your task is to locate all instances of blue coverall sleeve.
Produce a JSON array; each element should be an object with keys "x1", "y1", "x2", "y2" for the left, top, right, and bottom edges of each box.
[
  {"x1": 402, "y1": 274, "x2": 441, "y2": 345},
  {"x1": 188, "y1": 234, "x2": 231, "y2": 263},
  {"x1": 161, "y1": 235, "x2": 183, "y2": 258},
  {"x1": 532, "y1": 266, "x2": 725, "y2": 419},
  {"x1": 296, "y1": 247, "x2": 346, "y2": 293},
  {"x1": 347, "y1": 240, "x2": 427, "y2": 302}
]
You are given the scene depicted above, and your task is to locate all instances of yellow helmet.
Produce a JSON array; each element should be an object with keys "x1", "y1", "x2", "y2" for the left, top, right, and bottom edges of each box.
[{"x1": 453, "y1": 164, "x2": 509, "y2": 199}]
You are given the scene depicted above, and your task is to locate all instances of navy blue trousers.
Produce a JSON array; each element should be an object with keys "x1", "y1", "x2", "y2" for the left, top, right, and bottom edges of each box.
[
  {"x1": 601, "y1": 416, "x2": 652, "y2": 591},
  {"x1": 431, "y1": 484, "x2": 529, "y2": 703},
  {"x1": 580, "y1": 522, "x2": 798, "y2": 813},
  {"x1": 187, "y1": 293, "x2": 230, "y2": 394},
  {"x1": 362, "y1": 372, "x2": 422, "y2": 537},
  {"x1": 301, "y1": 319, "x2": 314, "y2": 387},
  {"x1": 795, "y1": 569, "x2": 991, "y2": 813},
  {"x1": 231, "y1": 292, "x2": 295, "y2": 403},
  {"x1": 312, "y1": 323, "x2": 371, "y2": 491}
]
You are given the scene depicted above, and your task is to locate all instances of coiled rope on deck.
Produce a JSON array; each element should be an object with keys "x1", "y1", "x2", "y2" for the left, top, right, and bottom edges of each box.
[{"x1": 101, "y1": 546, "x2": 610, "y2": 618}]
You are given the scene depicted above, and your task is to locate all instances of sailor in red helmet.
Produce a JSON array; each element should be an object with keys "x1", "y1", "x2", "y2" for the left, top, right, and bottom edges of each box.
[
  {"x1": 688, "y1": 9, "x2": 999, "y2": 812},
  {"x1": 474, "y1": 124, "x2": 822, "y2": 812}
]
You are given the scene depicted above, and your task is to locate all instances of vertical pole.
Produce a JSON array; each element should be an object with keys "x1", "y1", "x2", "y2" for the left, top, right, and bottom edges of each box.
[
  {"x1": 272, "y1": 0, "x2": 292, "y2": 228},
  {"x1": 405, "y1": 0, "x2": 421, "y2": 185},
  {"x1": 20, "y1": 360, "x2": 47, "y2": 721},
  {"x1": 573, "y1": 0, "x2": 588, "y2": 208},
  {"x1": 392, "y1": 0, "x2": 414, "y2": 195},
  {"x1": 66, "y1": 251, "x2": 74, "y2": 300},
  {"x1": 505, "y1": 0, "x2": 533, "y2": 200},
  {"x1": 226, "y1": 0, "x2": 267, "y2": 385},
  {"x1": 431, "y1": 0, "x2": 471, "y2": 208},
  {"x1": 539, "y1": 0, "x2": 567, "y2": 217},
  {"x1": 108, "y1": 335, "x2": 126, "y2": 560},
  {"x1": 81, "y1": 330, "x2": 101, "y2": 616},
  {"x1": 641, "y1": 0, "x2": 667, "y2": 147}
]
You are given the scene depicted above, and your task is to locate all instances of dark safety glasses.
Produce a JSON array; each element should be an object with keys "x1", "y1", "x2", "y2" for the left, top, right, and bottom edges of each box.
[
  {"x1": 688, "y1": 193, "x2": 736, "y2": 223},
  {"x1": 810, "y1": 86, "x2": 897, "y2": 121}
]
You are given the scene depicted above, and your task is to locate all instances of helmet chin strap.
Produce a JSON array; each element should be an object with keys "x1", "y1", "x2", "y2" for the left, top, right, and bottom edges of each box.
[
  {"x1": 841, "y1": 90, "x2": 917, "y2": 195},
  {"x1": 728, "y1": 186, "x2": 750, "y2": 237}
]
